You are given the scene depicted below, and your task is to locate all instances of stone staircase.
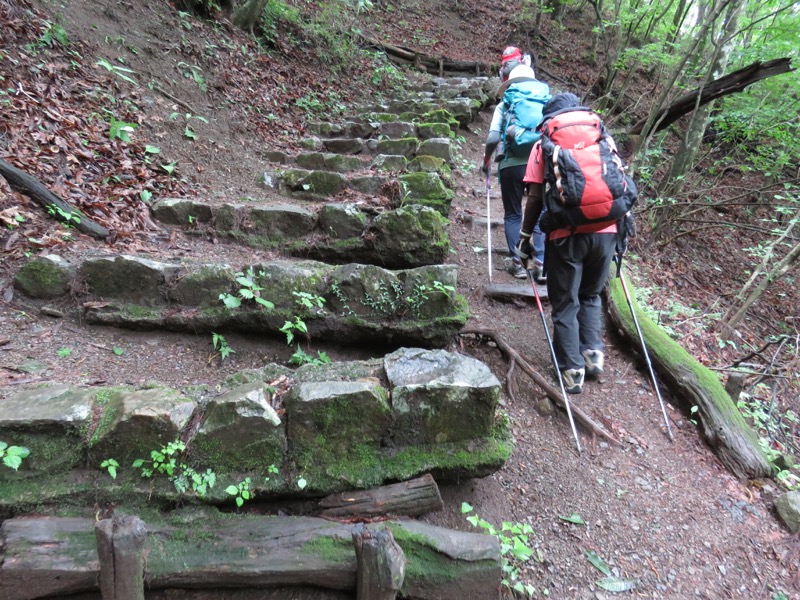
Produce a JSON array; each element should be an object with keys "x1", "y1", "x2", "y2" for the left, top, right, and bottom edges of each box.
[{"x1": 2, "y1": 72, "x2": 511, "y2": 512}]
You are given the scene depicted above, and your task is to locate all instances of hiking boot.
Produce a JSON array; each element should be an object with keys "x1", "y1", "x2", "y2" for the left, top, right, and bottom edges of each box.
[
  {"x1": 532, "y1": 259, "x2": 547, "y2": 284},
  {"x1": 582, "y1": 349, "x2": 604, "y2": 377},
  {"x1": 509, "y1": 258, "x2": 527, "y2": 280},
  {"x1": 562, "y1": 368, "x2": 585, "y2": 394}
]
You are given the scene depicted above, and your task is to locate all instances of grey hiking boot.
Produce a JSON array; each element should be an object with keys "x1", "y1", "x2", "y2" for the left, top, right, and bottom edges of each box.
[
  {"x1": 582, "y1": 349, "x2": 604, "y2": 377},
  {"x1": 509, "y1": 258, "x2": 527, "y2": 279},
  {"x1": 562, "y1": 368, "x2": 585, "y2": 394}
]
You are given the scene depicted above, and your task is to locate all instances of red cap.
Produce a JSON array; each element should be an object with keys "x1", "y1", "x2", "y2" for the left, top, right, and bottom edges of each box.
[{"x1": 501, "y1": 46, "x2": 522, "y2": 63}]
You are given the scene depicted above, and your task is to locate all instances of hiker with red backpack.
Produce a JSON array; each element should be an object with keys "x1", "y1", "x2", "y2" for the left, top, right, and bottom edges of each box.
[
  {"x1": 480, "y1": 47, "x2": 550, "y2": 281},
  {"x1": 517, "y1": 92, "x2": 637, "y2": 394}
]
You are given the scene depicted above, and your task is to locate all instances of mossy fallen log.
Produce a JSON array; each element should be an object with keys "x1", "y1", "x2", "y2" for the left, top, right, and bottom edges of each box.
[
  {"x1": 0, "y1": 515, "x2": 501, "y2": 600},
  {"x1": 606, "y1": 274, "x2": 771, "y2": 479}
]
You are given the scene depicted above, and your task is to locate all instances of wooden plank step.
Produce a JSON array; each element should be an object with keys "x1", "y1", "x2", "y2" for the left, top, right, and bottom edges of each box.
[{"x1": 480, "y1": 282, "x2": 548, "y2": 302}]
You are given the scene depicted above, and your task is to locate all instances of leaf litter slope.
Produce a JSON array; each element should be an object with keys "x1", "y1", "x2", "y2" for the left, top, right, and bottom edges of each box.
[{"x1": 0, "y1": 0, "x2": 798, "y2": 598}]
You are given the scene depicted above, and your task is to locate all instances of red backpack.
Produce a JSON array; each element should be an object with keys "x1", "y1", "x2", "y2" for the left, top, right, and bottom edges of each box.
[{"x1": 538, "y1": 108, "x2": 637, "y2": 232}]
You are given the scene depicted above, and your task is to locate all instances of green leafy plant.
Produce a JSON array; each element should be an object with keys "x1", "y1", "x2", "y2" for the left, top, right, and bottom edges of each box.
[
  {"x1": 169, "y1": 112, "x2": 208, "y2": 140},
  {"x1": 47, "y1": 205, "x2": 81, "y2": 227},
  {"x1": 108, "y1": 116, "x2": 137, "y2": 142},
  {"x1": 279, "y1": 317, "x2": 307, "y2": 346},
  {"x1": 289, "y1": 348, "x2": 330, "y2": 366},
  {"x1": 177, "y1": 62, "x2": 207, "y2": 92},
  {"x1": 225, "y1": 477, "x2": 253, "y2": 507},
  {"x1": 132, "y1": 440, "x2": 217, "y2": 498},
  {"x1": 0, "y1": 441, "x2": 30, "y2": 471},
  {"x1": 160, "y1": 161, "x2": 178, "y2": 175},
  {"x1": 219, "y1": 268, "x2": 274, "y2": 310},
  {"x1": 462, "y1": 503, "x2": 539, "y2": 597},
  {"x1": 56, "y1": 347, "x2": 72, "y2": 358},
  {"x1": 101, "y1": 458, "x2": 119, "y2": 479},
  {"x1": 96, "y1": 57, "x2": 138, "y2": 84},
  {"x1": 212, "y1": 332, "x2": 235, "y2": 361}
]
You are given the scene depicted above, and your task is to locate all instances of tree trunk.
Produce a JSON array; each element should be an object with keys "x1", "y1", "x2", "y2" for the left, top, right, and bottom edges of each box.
[
  {"x1": 628, "y1": 58, "x2": 793, "y2": 138},
  {"x1": 0, "y1": 158, "x2": 109, "y2": 240},
  {"x1": 317, "y1": 474, "x2": 443, "y2": 520},
  {"x1": 232, "y1": 0, "x2": 268, "y2": 34},
  {"x1": 606, "y1": 273, "x2": 772, "y2": 479},
  {"x1": 352, "y1": 524, "x2": 405, "y2": 600},
  {"x1": 656, "y1": 0, "x2": 746, "y2": 198}
]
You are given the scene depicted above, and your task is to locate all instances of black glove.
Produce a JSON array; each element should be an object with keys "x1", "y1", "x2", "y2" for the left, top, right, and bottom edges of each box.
[
  {"x1": 479, "y1": 156, "x2": 490, "y2": 177},
  {"x1": 616, "y1": 212, "x2": 635, "y2": 257},
  {"x1": 516, "y1": 232, "x2": 534, "y2": 261}
]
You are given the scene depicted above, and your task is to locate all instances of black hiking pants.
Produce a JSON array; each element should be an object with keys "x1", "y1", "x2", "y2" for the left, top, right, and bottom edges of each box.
[{"x1": 546, "y1": 232, "x2": 616, "y2": 371}]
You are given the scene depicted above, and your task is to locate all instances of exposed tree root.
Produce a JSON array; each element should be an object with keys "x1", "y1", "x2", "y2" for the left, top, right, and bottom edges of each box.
[{"x1": 460, "y1": 327, "x2": 622, "y2": 447}]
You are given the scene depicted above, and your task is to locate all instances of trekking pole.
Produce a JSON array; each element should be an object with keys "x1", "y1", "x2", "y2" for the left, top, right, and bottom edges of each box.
[
  {"x1": 613, "y1": 254, "x2": 675, "y2": 442},
  {"x1": 485, "y1": 168, "x2": 493, "y2": 284},
  {"x1": 525, "y1": 261, "x2": 582, "y2": 455}
]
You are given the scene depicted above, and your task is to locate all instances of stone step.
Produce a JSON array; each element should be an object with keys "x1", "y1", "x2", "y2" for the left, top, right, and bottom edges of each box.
[
  {"x1": 0, "y1": 348, "x2": 511, "y2": 504},
  {"x1": 150, "y1": 199, "x2": 451, "y2": 268},
  {"x1": 261, "y1": 168, "x2": 454, "y2": 215},
  {"x1": 14, "y1": 255, "x2": 469, "y2": 347}
]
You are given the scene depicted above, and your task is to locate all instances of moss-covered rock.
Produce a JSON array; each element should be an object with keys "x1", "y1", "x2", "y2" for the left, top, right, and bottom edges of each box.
[
  {"x1": 370, "y1": 154, "x2": 409, "y2": 172},
  {"x1": 190, "y1": 383, "x2": 286, "y2": 473},
  {"x1": 417, "y1": 122, "x2": 454, "y2": 139},
  {"x1": 151, "y1": 199, "x2": 213, "y2": 226},
  {"x1": 398, "y1": 172, "x2": 455, "y2": 216},
  {"x1": 286, "y1": 380, "x2": 391, "y2": 470},
  {"x1": 79, "y1": 255, "x2": 180, "y2": 305},
  {"x1": 88, "y1": 387, "x2": 195, "y2": 466},
  {"x1": 13, "y1": 254, "x2": 74, "y2": 298},
  {"x1": 376, "y1": 137, "x2": 419, "y2": 158},
  {"x1": 168, "y1": 265, "x2": 235, "y2": 307},
  {"x1": 370, "y1": 205, "x2": 450, "y2": 267},
  {"x1": 319, "y1": 203, "x2": 368, "y2": 239}
]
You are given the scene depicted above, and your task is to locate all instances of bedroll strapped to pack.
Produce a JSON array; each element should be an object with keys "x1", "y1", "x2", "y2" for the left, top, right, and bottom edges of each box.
[
  {"x1": 501, "y1": 79, "x2": 550, "y2": 159},
  {"x1": 539, "y1": 107, "x2": 637, "y2": 232}
]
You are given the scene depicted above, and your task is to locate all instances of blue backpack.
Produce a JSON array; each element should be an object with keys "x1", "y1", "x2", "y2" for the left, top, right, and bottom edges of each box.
[{"x1": 501, "y1": 79, "x2": 550, "y2": 158}]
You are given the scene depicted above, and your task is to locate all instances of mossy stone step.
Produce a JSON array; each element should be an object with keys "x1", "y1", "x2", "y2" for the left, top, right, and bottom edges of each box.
[
  {"x1": 15, "y1": 255, "x2": 469, "y2": 346},
  {"x1": 150, "y1": 200, "x2": 450, "y2": 268},
  {"x1": 0, "y1": 349, "x2": 511, "y2": 507}
]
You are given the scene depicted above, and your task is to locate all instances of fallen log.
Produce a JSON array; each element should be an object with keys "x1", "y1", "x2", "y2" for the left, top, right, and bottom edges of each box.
[
  {"x1": 460, "y1": 328, "x2": 622, "y2": 447},
  {"x1": 317, "y1": 473, "x2": 443, "y2": 520},
  {"x1": 358, "y1": 34, "x2": 493, "y2": 76},
  {"x1": 606, "y1": 275, "x2": 771, "y2": 479},
  {"x1": 0, "y1": 158, "x2": 109, "y2": 240},
  {"x1": 629, "y1": 58, "x2": 794, "y2": 137},
  {"x1": 352, "y1": 524, "x2": 405, "y2": 600},
  {"x1": 0, "y1": 515, "x2": 501, "y2": 600}
]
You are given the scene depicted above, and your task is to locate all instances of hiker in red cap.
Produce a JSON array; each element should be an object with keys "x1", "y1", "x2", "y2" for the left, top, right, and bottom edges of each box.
[{"x1": 481, "y1": 47, "x2": 550, "y2": 281}]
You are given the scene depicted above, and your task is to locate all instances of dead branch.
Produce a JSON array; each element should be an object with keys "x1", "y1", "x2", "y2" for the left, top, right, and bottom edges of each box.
[
  {"x1": 0, "y1": 158, "x2": 109, "y2": 239},
  {"x1": 460, "y1": 328, "x2": 622, "y2": 447}
]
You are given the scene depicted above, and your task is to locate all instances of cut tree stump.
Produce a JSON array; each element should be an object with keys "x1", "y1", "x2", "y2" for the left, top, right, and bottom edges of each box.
[
  {"x1": 352, "y1": 524, "x2": 405, "y2": 600},
  {"x1": 0, "y1": 158, "x2": 109, "y2": 240},
  {"x1": 607, "y1": 275, "x2": 771, "y2": 479},
  {"x1": 0, "y1": 515, "x2": 501, "y2": 600},
  {"x1": 95, "y1": 516, "x2": 146, "y2": 600},
  {"x1": 317, "y1": 474, "x2": 443, "y2": 519}
]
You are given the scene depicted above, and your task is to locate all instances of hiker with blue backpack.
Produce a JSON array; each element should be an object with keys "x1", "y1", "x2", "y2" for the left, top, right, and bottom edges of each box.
[
  {"x1": 480, "y1": 47, "x2": 550, "y2": 281},
  {"x1": 517, "y1": 92, "x2": 637, "y2": 394}
]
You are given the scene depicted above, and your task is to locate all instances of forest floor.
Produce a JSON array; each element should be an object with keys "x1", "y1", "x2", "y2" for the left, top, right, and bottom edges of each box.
[{"x1": 1, "y1": 0, "x2": 799, "y2": 598}]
